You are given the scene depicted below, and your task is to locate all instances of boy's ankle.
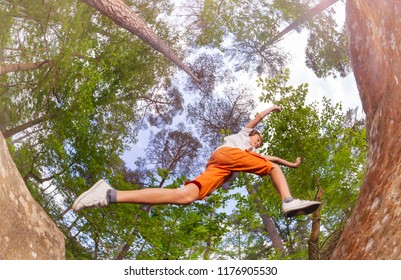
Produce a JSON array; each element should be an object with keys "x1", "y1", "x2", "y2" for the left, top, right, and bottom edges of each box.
[
  {"x1": 282, "y1": 197, "x2": 294, "y2": 203},
  {"x1": 107, "y1": 189, "x2": 117, "y2": 203}
]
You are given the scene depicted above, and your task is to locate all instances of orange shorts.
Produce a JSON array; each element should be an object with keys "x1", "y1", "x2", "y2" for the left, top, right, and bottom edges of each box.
[{"x1": 185, "y1": 147, "x2": 273, "y2": 199}]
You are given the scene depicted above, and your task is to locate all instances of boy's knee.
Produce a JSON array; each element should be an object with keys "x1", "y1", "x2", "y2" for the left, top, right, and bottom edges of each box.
[
  {"x1": 178, "y1": 193, "x2": 198, "y2": 205},
  {"x1": 271, "y1": 163, "x2": 280, "y2": 170},
  {"x1": 177, "y1": 186, "x2": 199, "y2": 205},
  {"x1": 180, "y1": 196, "x2": 197, "y2": 205}
]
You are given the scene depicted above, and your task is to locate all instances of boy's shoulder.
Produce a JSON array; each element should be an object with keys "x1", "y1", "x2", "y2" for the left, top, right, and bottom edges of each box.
[{"x1": 239, "y1": 127, "x2": 253, "y2": 135}]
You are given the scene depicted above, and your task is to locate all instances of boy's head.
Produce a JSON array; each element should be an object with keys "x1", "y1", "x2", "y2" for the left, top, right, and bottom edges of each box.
[{"x1": 249, "y1": 129, "x2": 263, "y2": 149}]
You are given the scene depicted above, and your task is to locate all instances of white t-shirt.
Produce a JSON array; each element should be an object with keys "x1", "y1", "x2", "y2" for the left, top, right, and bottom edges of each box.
[
  {"x1": 217, "y1": 127, "x2": 256, "y2": 189},
  {"x1": 218, "y1": 127, "x2": 255, "y2": 151}
]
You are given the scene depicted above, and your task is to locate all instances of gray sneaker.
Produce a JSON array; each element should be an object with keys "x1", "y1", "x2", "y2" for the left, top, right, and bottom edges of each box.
[
  {"x1": 282, "y1": 199, "x2": 321, "y2": 218},
  {"x1": 72, "y1": 179, "x2": 113, "y2": 211}
]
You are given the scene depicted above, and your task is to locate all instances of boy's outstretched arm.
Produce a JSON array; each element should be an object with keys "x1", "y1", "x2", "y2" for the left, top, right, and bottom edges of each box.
[
  {"x1": 245, "y1": 105, "x2": 281, "y2": 129},
  {"x1": 266, "y1": 156, "x2": 302, "y2": 168}
]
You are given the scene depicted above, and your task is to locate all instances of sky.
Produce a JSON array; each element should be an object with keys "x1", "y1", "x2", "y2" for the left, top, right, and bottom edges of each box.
[
  {"x1": 279, "y1": 3, "x2": 362, "y2": 112},
  {"x1": 122, "y1": 0, "x2": 363, "y2": 170},
  {"x1": 255, "y1": 1, "x2": 361, "y2": 114},
  {"x1": 265, "y1": 29, "x2": 361, "y2": 112}
]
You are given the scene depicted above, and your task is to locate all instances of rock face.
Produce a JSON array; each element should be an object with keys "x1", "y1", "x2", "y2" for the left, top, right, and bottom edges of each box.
[
  {"x1": 0, "y1": 133, "x2": 65, "y2": 259},
  {"x1": 331, "y1": 0, "x2": 401, "y2": 259}
]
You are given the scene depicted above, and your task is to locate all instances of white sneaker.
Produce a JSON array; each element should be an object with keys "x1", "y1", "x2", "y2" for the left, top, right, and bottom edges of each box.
[
  {"x1": 282, "y1": 199, "x2": 321, "y2": 218},
  {"x1": 72, "y1": 179, "x2": 113, "y2": 211}
]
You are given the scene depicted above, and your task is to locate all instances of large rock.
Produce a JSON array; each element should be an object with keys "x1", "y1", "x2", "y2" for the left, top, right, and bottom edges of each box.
[
  {"x1": 331, "y1": 0, "x2": 401, "y2": 259},
  {"x1": 0, "y1": 133, "x2": 65, "y2": 259}
]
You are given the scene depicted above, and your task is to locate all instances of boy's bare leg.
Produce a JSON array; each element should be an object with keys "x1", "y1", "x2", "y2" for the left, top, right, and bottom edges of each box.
[
  {"x1": 269, "y1": 164, "x2": 292, "y2": 201},
  {"x1": 72, "y1": 180, "x2": 200, "y2": 211},
  {"x1": 269, "y1": 164, "x2": 321, "y2": 217},
  {"x1": 116, "y1": 183, "x2": 200, "y2": 205}
]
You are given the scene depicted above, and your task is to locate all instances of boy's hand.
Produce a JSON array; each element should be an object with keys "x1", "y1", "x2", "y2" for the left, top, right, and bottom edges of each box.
[{"x1": 293, "y1": 157, "x2": 302, "y2": 168}]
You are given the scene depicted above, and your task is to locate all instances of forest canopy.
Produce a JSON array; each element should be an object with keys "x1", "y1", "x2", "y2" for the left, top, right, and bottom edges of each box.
[{"x1": 0, "y1": 0, "x2": 366, "y2": 260}]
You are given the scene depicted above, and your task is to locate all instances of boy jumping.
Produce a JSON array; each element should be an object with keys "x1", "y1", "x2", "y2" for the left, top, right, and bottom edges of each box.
[{"x1": 72, "y1": 105, "x2": 320, "y2": 218}]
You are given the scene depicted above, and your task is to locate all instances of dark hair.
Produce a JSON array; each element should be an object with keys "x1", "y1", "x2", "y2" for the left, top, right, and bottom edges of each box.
[{"x1": 249, "y1": 129, "x2": 263, "y2": 142}]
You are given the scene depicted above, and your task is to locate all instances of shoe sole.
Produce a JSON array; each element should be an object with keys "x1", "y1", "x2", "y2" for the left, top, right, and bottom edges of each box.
[
  {"x1": 72, "y1": 179, "x2": 106, "y2": 211},
  {"x1": 284, "y1": 202, "x2": 321, "y2": 218}
]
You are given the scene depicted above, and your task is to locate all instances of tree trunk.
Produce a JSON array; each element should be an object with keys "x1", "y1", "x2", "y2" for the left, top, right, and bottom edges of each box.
[
  {"x1": 0, "y1": 61, "x2": 49, "y2": 75},
  {"x1": 0, "y1": 132, "x2": 65, "y2": 259},
  {"x1": 245, "y1": 177, "x2": 284, "y2": 253},
  {"x1": 1, "y1": 113, "x2": 57, "y2": 139},
  {"x1": 331, "y1": 0, "x2": 401, "y2": 259},
  {"x1": 114, "y1": 213, "x2": 142, "y2": 260},
  {"x1": 80, "y1": 0, "x2": 199, "y2": 82},
  {"x1": 308, "y1": 186, "x2": 324, "y2": 260}
]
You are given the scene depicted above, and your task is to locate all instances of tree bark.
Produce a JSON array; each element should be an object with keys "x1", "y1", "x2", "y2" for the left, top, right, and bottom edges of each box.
[
  {"x1": 331, "y1": 0, "x2": 401, "y2": 259},
  {"x1": 0, "y1": 132, "x2": 65, "y2": 259},
  {"x1": 80, "y1": 0, "x2": 199, "y2": 82}
]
